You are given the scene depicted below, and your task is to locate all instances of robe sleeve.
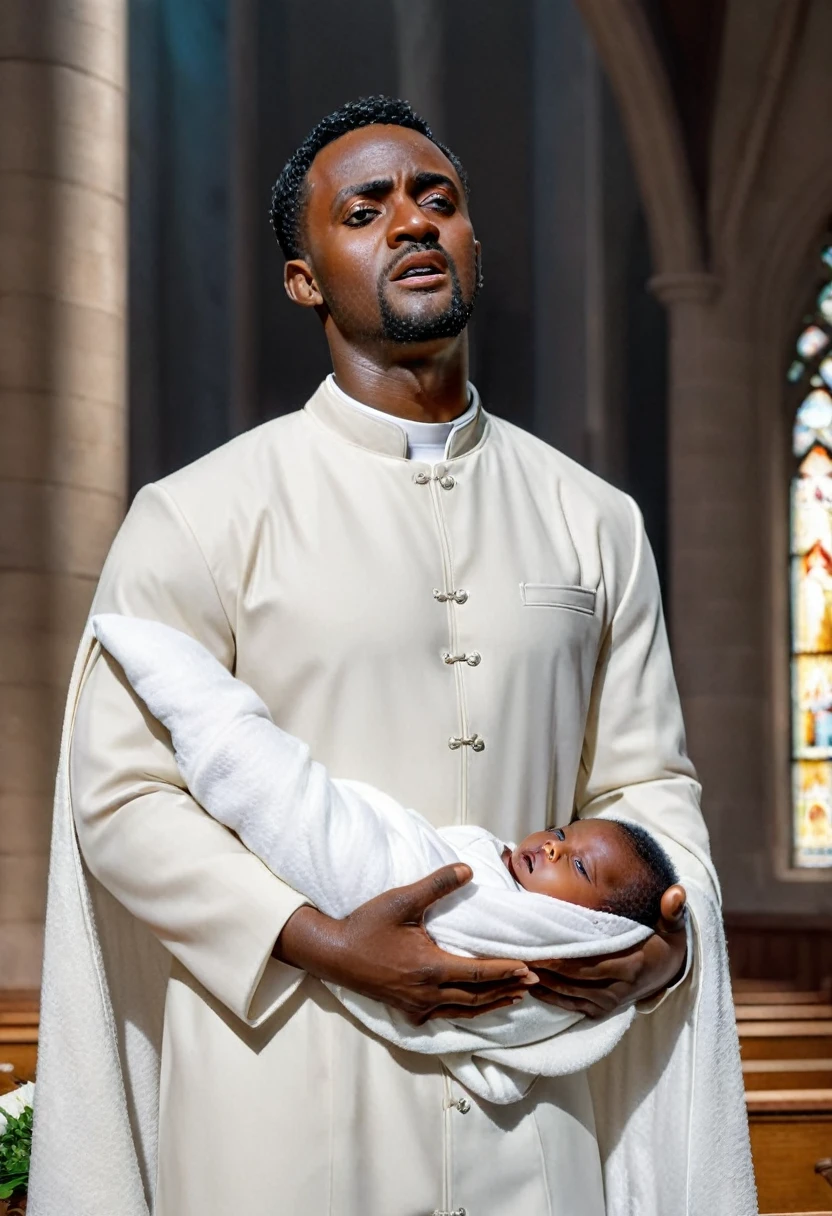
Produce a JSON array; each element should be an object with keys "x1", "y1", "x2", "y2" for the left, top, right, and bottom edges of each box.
[
  {"x1": 574, "y1": 496, "x2": 720, "y2": 1002},
  {"x1": 90, "y1": 612, "x2": 459, "y2": 918},
  {"x1": 70, "y1": 482, "x2": 310, "y2": 1027}
]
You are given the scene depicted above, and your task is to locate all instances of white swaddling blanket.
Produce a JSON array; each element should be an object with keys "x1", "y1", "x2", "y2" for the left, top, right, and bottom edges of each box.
[
  {"x1": 91, "y1": 613, "x2": 655, "y2": 1103},
  {"x1": 30, "y1": 613, "x2": 757, "y2": 1216}
]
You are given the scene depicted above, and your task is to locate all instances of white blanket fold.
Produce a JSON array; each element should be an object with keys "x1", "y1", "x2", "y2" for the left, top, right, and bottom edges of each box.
[
  {"x1": 91, "y1": 613, "x2": 654, "y2": 1104},
  {"x1": 29, "y1": 615, "x2": 758, "y2": 1216}
]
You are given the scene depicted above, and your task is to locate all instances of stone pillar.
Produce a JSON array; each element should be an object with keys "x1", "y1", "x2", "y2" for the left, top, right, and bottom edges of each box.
[
  {"x1": 0, "y1": 2, "x2": 127, "y2": 988},
  {"x1": 651, "y1": 273, "x2": 765, "y2": 888},
  {"x1": 392, "y1": 0, "x2": 445, "y2": 132}
]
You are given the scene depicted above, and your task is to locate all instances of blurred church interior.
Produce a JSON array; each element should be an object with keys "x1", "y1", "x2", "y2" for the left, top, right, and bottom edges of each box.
[{"x1": 3, "y1": 0, "x2": 832, "y2": 1209}]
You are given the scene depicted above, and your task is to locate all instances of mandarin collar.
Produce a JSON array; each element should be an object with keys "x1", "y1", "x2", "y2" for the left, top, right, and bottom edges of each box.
[{"x1": 304, "y1": 377, "x2": 488, "y2": 460}]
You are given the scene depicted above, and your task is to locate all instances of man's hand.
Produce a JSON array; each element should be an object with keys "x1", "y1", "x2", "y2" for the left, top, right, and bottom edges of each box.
[
  {"x1": 529, "y1": 884, "x2": 688, "y2": 1018},
  {"x1": 274, "y1": 863, "x2": 539, "y2": 1025}
]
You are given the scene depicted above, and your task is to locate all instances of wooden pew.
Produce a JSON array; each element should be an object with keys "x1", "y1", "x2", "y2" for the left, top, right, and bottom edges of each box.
[
  {"x1": 745, "y1": 1059, "x2": 832, "y2": 1091},
  {"x1": 748, "y1": 1095, "x2": 832, "y2": 1213},
  {"x1": 0, "y1": 991, "x2": 38, "y2": 1096},
  {"x1": 735, "y1": 983, "x2": 832, "y2": 1007},
  {"x1": 737, "y1": 982, "x2": 832, "y2": 1212},
  {"x1": 739, "y1": 1020, "x2": 832, "y2": 1061}
]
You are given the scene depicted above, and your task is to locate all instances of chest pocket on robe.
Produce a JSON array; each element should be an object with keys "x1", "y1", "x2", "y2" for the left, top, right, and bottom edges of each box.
[
  {"x1": 505, "y1": 582, "x2": 600, "y2": 688},
  {"x1": 519, "y1": 583, "x2": 597, "y2": 615}
]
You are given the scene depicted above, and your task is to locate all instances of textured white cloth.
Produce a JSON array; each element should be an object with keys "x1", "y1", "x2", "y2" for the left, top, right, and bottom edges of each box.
[
  {"x1": 91, "y1": 612, "x2": 653, "y2": 1104},
  {"x1": 32, "y1": 618, "x2": 756, "y2": 1214},
  {"x1": 326, "y1": 373, "x2": 478, "y2": 463}
]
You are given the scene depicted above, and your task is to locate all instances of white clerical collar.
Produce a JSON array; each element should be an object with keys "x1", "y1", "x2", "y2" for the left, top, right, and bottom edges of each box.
[{"x1": 326, "y1": 373, "x2": 478, "y2": 461}]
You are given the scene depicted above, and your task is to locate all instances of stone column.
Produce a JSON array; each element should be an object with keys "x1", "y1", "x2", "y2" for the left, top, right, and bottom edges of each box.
[
  {"x1": 392, "y1": 0, "x2": 445, "y2": 132},
  {"x1": 651, "y1": 273, "x2": 766, "y2": 892},
  {"x1": 0, "y1": 2, "x2": 127, "y2": 989}
]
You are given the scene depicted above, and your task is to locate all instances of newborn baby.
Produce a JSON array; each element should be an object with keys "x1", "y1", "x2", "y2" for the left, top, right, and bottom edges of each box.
[
  {"x1": 91, "y1": 612, "x2": 685, "y2": 1103},
  {"x1": 502, "y1": 818, "x2": 680, "y2": 925}
]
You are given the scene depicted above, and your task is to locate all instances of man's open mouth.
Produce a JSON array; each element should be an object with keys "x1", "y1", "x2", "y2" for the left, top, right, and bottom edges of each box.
[
  {"x1": 398, "y1": 266, "x2": 442, "y2": 279},
  {"x1": 391, "y1": 251, "x2": 448, "y2": 281}
]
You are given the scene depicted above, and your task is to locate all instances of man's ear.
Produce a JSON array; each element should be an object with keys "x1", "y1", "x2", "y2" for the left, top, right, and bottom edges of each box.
[{"x1": 284, "y1": 259, "x2": 324, "y2": 309}]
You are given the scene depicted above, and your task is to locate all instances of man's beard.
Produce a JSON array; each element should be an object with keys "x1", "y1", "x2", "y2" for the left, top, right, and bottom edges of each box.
[{"x1": 377, "y1": 242, "x2": 477, "y2": 343}]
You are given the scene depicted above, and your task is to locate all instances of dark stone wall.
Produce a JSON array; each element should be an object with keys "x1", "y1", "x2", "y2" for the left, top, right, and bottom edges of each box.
[
  {"x1": 442, "y1": 0, "x2": 535, "y2": 433},
  {"x1": 129, "y1": 0, "x2": 233, "y2": 486}
]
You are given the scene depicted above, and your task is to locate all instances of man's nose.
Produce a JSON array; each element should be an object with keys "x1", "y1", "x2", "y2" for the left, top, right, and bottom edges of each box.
[
  {"x1": 542, "y1": 839, "x2": 561, "y2": 862},
  {"x1": 387, "y1": 198, "x2": 440, "y2": 246}
]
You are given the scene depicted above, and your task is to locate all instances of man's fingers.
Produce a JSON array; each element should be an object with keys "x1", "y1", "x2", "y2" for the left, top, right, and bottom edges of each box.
[
  {"x1": 432, "y1": 981, "x2": 534, "y2": 1007},
  {"x1": 418, "y1": 996, "x2": 523, "y2": 1023},
  {"x1": 533, "y1": 955, "x2": 640, "y2": 984},
  {"x1": 414, "y1": 952, "x2": 535, "y2": 988},
  {"x1": 439, "y1": 960, "x2": 538, "y2": 986},
  {"x1": 530, "y1": 989, "x2": 607, "y2": 1018},
  {"x1": 384, "y1": 864, "x2": 473, "y2": 922},
  {"x1": 530, "y1": 980, "x2": 620, "y2": 1012}
]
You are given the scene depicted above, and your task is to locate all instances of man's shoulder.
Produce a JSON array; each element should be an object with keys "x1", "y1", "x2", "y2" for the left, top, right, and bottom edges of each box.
[
  {"x1": 119, "y1": 409, "x2": 316, "y2": 566},
  {"x1": 157, "y1": 409, "x2": 309, "y2": 502},
  {"x1": 488, "y1": 415, "x2": 635, "y2": 523}
]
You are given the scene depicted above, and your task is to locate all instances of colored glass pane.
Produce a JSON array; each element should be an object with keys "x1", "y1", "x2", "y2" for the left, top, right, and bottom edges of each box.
[
  {"x1": 792, "y1": 656, "x2": 832, "y2": 757},
  {"x1": 791, "y1": 447, "x2": 832, "y2": 554},
  {"x1": 790, "y1": 239, "x2": 832, "y2": 867},
  {"x1": 792, "y1": 557, "x2": 832, "y2": 648},
  {"x1": 820, "y1": 283, "x2": 832, "y2": 323},
  {"x1": 794, "y1": 390, "x2": 832, "y2": 456},
  {"x1": 793, "y1": 760, "x2": 832, "y2": 866},
  {"x1": 797, "y1": 325, "x2": 830, "y2": 360}
]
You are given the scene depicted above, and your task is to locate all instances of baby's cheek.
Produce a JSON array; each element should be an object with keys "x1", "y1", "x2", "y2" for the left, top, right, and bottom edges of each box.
[{"x1": 534, "y1": 870, "x2": 572, "y2": 900}]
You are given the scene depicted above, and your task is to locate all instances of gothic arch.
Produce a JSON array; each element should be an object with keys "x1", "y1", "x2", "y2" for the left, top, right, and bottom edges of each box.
[{"x1": 574, "y1": 0, "x2": 703, "y2": 277}]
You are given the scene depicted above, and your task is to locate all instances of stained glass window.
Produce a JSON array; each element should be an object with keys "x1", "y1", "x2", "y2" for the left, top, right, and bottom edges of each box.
[{"x1": 790, "y1": 238, "x2": 832, "y2": 866}]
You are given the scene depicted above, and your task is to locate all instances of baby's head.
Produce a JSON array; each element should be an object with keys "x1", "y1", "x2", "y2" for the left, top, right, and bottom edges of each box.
[{"x1": 505, "y1": 819, "x2": 681, "y2": 927}]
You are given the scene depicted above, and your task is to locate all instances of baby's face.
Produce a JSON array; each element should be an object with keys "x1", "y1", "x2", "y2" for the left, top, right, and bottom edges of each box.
[{"x1": 503, "y1": 820, "x2": 629, "y2": 910}]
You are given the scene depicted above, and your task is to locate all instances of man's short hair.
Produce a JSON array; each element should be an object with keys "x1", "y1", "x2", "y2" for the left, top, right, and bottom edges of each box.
[
  {"x1": 601, "y1": 821, "x2": 679, "y2": 928},
  {"x1": 270, "y1": 95, "x2": 470, "y2": 261}
]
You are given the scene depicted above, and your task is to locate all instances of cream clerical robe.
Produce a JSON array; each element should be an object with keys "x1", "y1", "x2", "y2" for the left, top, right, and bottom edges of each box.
[{"x1": 58, "y1": 380, "x2": 724, "y2": 1215}]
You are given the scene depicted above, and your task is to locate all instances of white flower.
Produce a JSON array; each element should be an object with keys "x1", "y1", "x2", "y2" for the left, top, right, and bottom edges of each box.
[{"x1": 0, "y1": 1082, "x2": 35, "y2": 1136}]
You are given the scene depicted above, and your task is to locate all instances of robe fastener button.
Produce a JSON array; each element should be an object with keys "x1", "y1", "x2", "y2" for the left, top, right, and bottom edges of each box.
[
  {"x1": 442, "y1": 651, "x2": 481, "y2": 667},
  {"x1": 433, "y1": 588, "x2": 468, "y2": 604},
  {"x1": 443, "y1": 1095, "x2": 472, "y2": 1113},
  {"x1": 413, "y1": 470, "x2": 454, "y2": 489},
  {"x1": 448, "y1": 734, "x2": 485, "y2": 752}
]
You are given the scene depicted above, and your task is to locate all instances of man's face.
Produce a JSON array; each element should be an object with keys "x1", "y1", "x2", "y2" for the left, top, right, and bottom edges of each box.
[{"x1": 294, "y1": 124, "x2": 479, "y2": 347}]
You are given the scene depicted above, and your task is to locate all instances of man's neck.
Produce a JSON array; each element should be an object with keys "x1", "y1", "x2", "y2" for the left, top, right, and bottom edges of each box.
[{"x1": 327, "y1": 335, "x2": 470, "y2": 424}]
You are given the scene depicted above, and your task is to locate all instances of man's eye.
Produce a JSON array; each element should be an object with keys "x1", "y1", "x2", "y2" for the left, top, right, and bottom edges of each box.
[
  {"x1": 575, "y1": 859, "x2": 587, "y2": 878},
  {"x1": 344, "y1": 207, "x2": 378, "y2": 226},
  {"x1": 424, "y1": 194, "x2": 454, "y2": 213},
  {"x1": 554, "y1": 828, "x2": 565, "y2": 841}
]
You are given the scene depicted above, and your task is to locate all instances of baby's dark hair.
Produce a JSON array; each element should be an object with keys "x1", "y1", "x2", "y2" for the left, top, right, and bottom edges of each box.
[
  {"x1": 599, "y1": 821, "x2": 679, "y2": 927},
  {"x1": 269, "y1": 95, "x2": 470, "y2": 260}
]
